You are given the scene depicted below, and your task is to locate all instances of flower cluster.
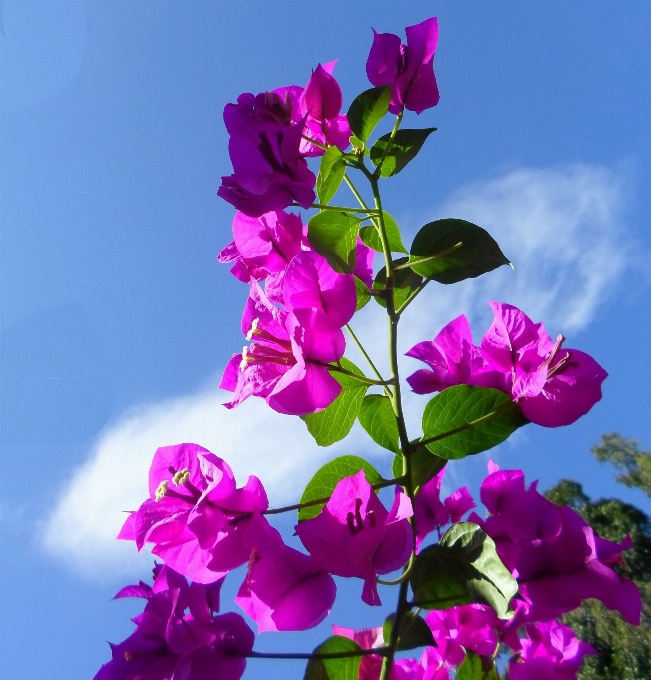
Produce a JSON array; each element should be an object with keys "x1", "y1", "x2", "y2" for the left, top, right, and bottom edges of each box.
[
  {"x1": 93, "y1": 14, "x2": 640, "y2": 680},
  {"x1": 406, "y1": 302, "x2": 608, "y2": 427},
  {"x1": 94, "y1": 564, "x2": 254, "y2": 680}
]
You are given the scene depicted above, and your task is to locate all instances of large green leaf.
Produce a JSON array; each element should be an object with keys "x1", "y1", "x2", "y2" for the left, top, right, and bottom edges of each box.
[
  {"x1": 370, "y1": 127, "x2": 437, "y2": 177},
  {"x1": 383, "y1": 612, "x2": 436, "y2": 651},
  {"x1": 372, "y1": 257, "x2": 423, "y2": 310},
  {"x1": 347, "y1": 85, "x2": 392, "y2": 142},
  {"x1": 456, "y1": 652, "x2": 499, "y2": 680},
  {"x1": 359, "y1": 211, "x2": 407, "y2": 254},
  {"x1": 301, "y1": 358, "x2": 368, "y2": 447},
  {"x1": 298, "y1": 455, "x2": 382, "y2": 522},
  {"x1": 308, "y1": 211, "x2": 359, "y2": 274},
  {"x1": 354, "y1": 275, "x2": 371, "y2": 311},
  {"x1": 410, "y1": 522, "x2": 518, "y2": 618},
  {"x1": 392, "y1": 444, "x2": 447, "y2": 490},
  {"x1": 409, "y1": 219, "x2": 510, "y2": 284},
  {"x1": 358, "y1": 394, "x2": 400, "y2": 453},
  {"x1": 303, "y1": 636, "x2": 363, "y2": 680},
  {"x1": 317, "y1": 147, "x2": 347, "y2": 205},
  {"x1": 421, "y1": 385, "x2": 527, "y2": 460}
]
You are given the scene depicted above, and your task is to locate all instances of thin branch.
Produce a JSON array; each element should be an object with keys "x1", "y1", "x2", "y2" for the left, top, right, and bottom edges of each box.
[
  {"x1": 395, "y1": 280, "x2": 430, "y2": 316},
  {"x1": 246, "y1": 647, "x2": 391, "y2": 660},
  {"x1": 326, "y1": 363, "x2": 395, "y2": 386},
  {"x1": 300, "y1": 134, "x2": 328, "y2": 150},
  {"x1": 263, "y1": 477, "x2": 406, "y2": 516},
  {"x1": 345, "y1": 324, "x2": 392, "y2": 399},
  {"x1": 373, "y1": 111, "x2": 403, "y2": 178}
]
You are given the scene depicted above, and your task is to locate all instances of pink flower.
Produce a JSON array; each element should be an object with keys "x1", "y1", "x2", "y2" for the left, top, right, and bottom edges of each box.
[
  {"x1": 479, "y1": 302, "x2": 608, "y2": 426},
  {"x1": 406, "y1": 303, "x2": 608, "y2": 427},
  {"x1": 295, "y1": 471, "x2": 413, "y2": 606},
  {"x1": 296, "y1": 61, "x2": 352, "y2": 156},
  {"x1": 414, "y1": 468, "x2": 476, "y2": 551},
  {"x1": 471, "y1": 463, "x2": 642, "y2": 625},
  {"x1": 332, "y1": 625, "x2": 385, "y2": 680},
  {"x1": 94, "y1": 565, "x2": 254, "y2": 680},
  {"x1": 424, "y1": 604, "x2": 500, "y2": 666},
  {"x1": 118, "y1": 443, "x2": 269, "y2": 584},
  {"x1": 282, "y1": 250, "x2": 357, "y2": 327},
  {"x1": 235, "y1": 523, "x2": 336, "y2": 632},
  {"x1": 220, "y1": 281, "x2": 346, "y2": 415},
  {"x1": 218, "y1": 92, "x2": 316, "y2": 217},
  {"x1": 366, "y1": 17, "x2": 440, "y2": 114},
  {"x1": 217, "y1": 210, "x2": 305, "y2": 283},
  {"x1": 406, "y1": 315, "x2": 485, "y2": 395},
  {"x1": 508, "y1": 620, "x2": 596, "y2": 680}
]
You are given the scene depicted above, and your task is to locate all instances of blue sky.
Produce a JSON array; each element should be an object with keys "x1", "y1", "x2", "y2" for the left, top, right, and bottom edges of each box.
[{"x1": 1, "y1": 2, "x2": 650, "y2": 679}]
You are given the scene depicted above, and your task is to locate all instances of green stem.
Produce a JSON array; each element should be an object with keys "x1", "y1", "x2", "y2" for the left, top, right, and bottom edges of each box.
[
  {"x1": 343, "y1": 173, "x2": 370, "y2": 210},
  {"x1": 300, "y1": 134, "x2": 328, "y2": 150},
  {"x1": 377, "y1": 553, "x2": 414, "y2": 586},
  {"x1": 345, "y1": 324, "x2": 393, "y2": 399},
  {"x1": 326, "y1": 363, "x2": 394, "y2": 386},
  {"x1": 395, "y1": 279, "x2": 430, "y2": 316},
  {"x1": 307, "y1": 203, "x2": 380, "y2": 214},
  {"x1": 247, "y1": 647, "x2": 390, "y2": 660},
  {"x1": 361, "y1": 157, "x2": 416, "y2": 680},
  {"x1": 262, "y1": 477, "x2": 405, "y2": 516},
  {"x1": 373, "y1": 110, "x2": 404, "y2": 178}
]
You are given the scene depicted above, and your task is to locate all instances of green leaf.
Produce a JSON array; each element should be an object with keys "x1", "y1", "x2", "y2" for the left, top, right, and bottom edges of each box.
[
  {"x1": 308, "y1": 211, "x2": 359, "y2": 274},
  {"x1": 456, "y1": 652, "x2": 499, "y2": 680},
  {"x1": 393, "y1": 444, "x2": 447, "y2": 490},
  {"x1": 303, "y1": 636, "x2": 363, "y2": 680},
  {"x1": 372, "y1": 257, "x2": 423, "y2": 310},
  {"x1": 421, "y1": 385, "x2": 527, "y2": 460},
  {"x1": 298, "y1": 455, "x2": 382, "y2": 522},
  {"x1": 370, "y1": 127, "x2": 437, "y2": 177},
  {"x1": 301, "y1": 358, "x2": 368, "y2": 447},
  {"x1": 409, "y1": 219, "x2": 510, "y2": 284},
  {"x1": 349, "y1": 135, "x2": 365, "y2": 152},
  {"x1": 347, "y1": 86, "x2": 392, "y2": 142},
  {"x1": 354, "y1": 275, "x2": 371, "y2": 311},
  {"x1": 410, "y1": 522, "x2": 518, "y2": 618},
  {"x1": 358, "y1": 394, "x2": 400, "y2": 453},
  {"x1": 383, "y1": 612, "x2": 436, "y2": 651},
  {"x1": 359, "y1": 211, "x2": 407, "y2": 254},
  {"x1": 317, "y1": 147, "x2": 347, "y2": 205}
]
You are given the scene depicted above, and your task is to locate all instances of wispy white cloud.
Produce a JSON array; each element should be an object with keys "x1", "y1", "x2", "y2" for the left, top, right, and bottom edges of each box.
[
  {"x1": 42, "y1": 386, "x2": 375, "y2": 580},
  {"x1": 43, "y1": 164, "x2": 631, "y2": 579},
  {"x1": 348, "y1": 164, "x2": 630, "y2": 376}
]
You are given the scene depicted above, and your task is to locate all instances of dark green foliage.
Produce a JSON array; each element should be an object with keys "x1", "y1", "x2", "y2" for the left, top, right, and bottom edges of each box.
[
  {"x1": 545, "y1": 434, "x2": 651, "y2": 679},
  {"x1": 383, "y1": 611, "x2": 436, "y2": 651},
  {"x1": 592, "y1": 433, "x2": 651, "y2": 499},
  {"x1": 410, "y1": 522, "x2": 517, "y2": 618}
]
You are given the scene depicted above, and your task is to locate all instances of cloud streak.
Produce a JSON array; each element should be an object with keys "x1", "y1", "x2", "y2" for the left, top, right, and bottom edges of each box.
[{"x1": 43, "y1": 163, "x2": 631, "y2": 579}]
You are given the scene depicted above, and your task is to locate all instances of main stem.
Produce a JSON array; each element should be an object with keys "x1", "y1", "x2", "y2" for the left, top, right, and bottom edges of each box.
[{"x1": 362, "y1": 159, "x2": 417, "y2": 680}]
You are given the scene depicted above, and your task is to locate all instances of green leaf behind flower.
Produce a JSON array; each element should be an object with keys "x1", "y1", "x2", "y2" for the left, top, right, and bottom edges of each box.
[
  {"x1": 298, "y1": 455, "x2": 382, "y2": 522},
  {"x1": 301, "y1": 358, "x2": 368, "y2": 447}
]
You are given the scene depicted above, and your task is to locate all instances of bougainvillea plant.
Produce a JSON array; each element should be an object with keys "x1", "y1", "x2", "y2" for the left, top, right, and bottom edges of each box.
[{"x1": 94, "y1": 16, "x2": 641, "y2": 680}]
